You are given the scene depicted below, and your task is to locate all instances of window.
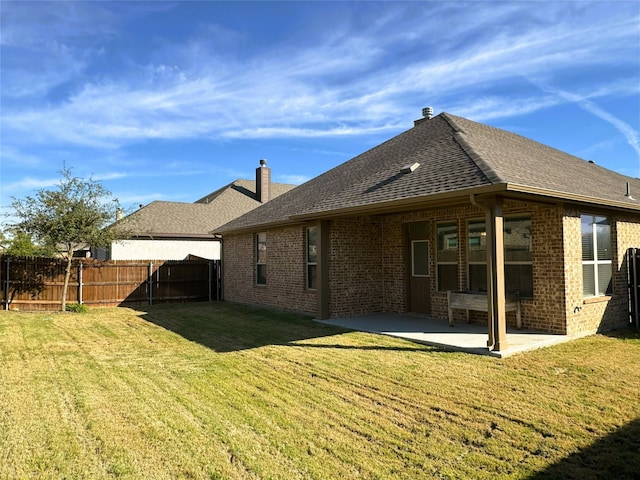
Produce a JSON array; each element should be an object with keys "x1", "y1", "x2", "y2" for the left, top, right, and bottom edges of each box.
[
  {"x1": 437, "y1": 223, "x2": 458, "y2": 291},
  {"x1": 581, "y1": 215, "x2": 612, "y2": 297},
  {"x1": 467, "y1": 216, "x2": 533, "y2": 297},
  {"x1": 504, "y1": 217, "x2": 533, "y2": 298},
  {"x1": 468, "y1": 220, "x2": 487, "y2": 293},
  {"x1": 412, "y1": 240, "x2": 430, "y2": 277},
  {"x1": 306, "y1": 227, "x2": 317, "y2": 289},
  {"x1": 256, "y1": 232, "x2": 267, "y2": 285}
]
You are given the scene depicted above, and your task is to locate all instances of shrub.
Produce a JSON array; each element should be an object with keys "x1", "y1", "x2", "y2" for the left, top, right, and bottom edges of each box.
[{"x1": 65, "y1": 303, "x2": 89, "y2": 314}]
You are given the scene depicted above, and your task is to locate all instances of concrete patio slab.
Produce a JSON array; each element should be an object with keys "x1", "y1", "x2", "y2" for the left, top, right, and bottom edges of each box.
[{"x1": 317, "y1": 313, "x2": 575, "y2": 358}]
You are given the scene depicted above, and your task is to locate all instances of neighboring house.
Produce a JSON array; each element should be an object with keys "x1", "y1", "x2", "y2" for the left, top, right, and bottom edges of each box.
[
  {"x1": 103, "y1": 161, "x2": 295, "y2": 260},
  {"x1": 216, "y1": 111, "x2": 640, "y2": 352}
]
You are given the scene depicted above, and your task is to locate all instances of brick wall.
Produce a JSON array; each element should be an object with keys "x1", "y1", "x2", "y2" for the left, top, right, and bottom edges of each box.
[
  {"x1": 562, "y1": 211, "x2": 640, "y2": 336},
  {"x1": 222, "y1": 201, "x2": 640, "y2": 334},
  {"x1": 527, "y1": 205, "x2": 567, "y2": 333},
  {"x1": 328, "y1": 216, "x2": 384, "y2": 317},
  {"x1": 222, "y1": 226, "x2": 317, "y2": 315},
  {"x1": 378, "y1": 201, "x2": 567, "y2": 332}
]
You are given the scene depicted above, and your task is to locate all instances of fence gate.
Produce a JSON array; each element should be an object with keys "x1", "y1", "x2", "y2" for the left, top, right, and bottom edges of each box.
[{"x1": 629, "y1": 248, "x2": 640, "y2": 329}]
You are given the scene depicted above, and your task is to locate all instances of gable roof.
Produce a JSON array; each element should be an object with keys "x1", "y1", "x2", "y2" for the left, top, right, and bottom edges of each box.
[
  {"x1": 118, "y1": 179, "x2": 295, "y2": 238},
  {"x1": 216, "y1": 112, "x2": 640, "y2": 234}
]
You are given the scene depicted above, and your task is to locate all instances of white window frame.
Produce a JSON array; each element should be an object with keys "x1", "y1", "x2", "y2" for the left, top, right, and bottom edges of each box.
[{"x1": 581, "y1": 214, "x2": 612, "y2": 297}]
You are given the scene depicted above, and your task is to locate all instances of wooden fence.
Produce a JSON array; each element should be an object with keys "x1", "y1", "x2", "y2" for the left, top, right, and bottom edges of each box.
[{"x1": 1, "y1": 255, "x2": 221, "y2": 311}]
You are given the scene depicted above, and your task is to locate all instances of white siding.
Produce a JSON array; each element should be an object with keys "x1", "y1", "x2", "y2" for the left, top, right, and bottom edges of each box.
[{"x1": 110, "y1": 239, "x2": 221, "y2": 260}]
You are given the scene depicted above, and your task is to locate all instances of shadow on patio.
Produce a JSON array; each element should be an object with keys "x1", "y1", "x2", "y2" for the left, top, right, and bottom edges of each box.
[{"x1": 317, "y1": 313, "x2": 573, "y2": 358}]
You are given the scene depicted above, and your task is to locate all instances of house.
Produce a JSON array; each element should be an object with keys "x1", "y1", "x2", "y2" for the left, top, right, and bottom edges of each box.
[
  {"x1": 215, "y1": 111, "x2": 640, "y2": 352},
  {"x1": 103, "y1": 161, "x2": 295, "y2": 260}
]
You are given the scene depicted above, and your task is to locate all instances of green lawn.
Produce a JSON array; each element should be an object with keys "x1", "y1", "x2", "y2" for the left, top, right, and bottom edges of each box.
[{"x1": 1, "y1": 302, "x2": 639, "y2": 479}]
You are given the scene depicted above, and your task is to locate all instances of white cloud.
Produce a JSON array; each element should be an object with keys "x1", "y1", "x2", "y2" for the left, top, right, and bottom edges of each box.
[
  {"x1": 0, "y1": 1, "x2": 637, "y2": 150},
  {"x1": 538, "y1": 85, "x2": 640, "y2": 176},
  {"x1": 277, "y1": 174, "x2": 310, "y2": 185},
  {"x1": 2, "y1": 176, "x2": 60, "y2": 194}
]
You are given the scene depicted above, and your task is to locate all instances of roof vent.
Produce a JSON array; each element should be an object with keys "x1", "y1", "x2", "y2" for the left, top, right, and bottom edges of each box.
[
  {"x1": 422, "y1": 107, "x2": 434, "y2": 119},
  {"x1": 401, "y1": 162, "x2": 420, "y2": 174},
  {"x1": 626, "y1": 181, "x2": 634, "y2": 200}
]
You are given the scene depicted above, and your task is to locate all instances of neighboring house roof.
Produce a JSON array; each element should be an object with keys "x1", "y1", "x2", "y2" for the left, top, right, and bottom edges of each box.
[
  {"x1": 217, "y1": 112, "x2": 640, "y2": 234},
  {"x1": 119, "y1": 179, "x2": 295, "y2": 238}
]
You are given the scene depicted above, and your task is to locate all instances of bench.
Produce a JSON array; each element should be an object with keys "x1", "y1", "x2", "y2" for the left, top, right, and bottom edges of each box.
[{"x1": 447, "y1": 291, "x2": 521, "y2": 329}]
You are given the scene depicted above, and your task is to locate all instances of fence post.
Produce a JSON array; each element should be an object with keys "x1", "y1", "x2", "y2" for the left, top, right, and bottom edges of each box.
[
  {"x1": 78, "y1": 262, "x2": 83, "y2": 305},
  {"x1": 148, "y1": 262, "x2": 153, "y2": 305},
  {"x1": 3, "y1": 256, "x2": 9, "y2": 310},
  {"x1": 208, "y1": 261, "x2": 212, "y2": 302}
]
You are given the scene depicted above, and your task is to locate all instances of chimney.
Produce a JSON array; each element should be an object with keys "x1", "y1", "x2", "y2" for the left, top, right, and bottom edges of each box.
[
  {"x1": 116, "y1": 207, "x2": 124, "y2": 222},
  {"x1": 256, "y1": 159, "x2": 271, "y2": 203}
]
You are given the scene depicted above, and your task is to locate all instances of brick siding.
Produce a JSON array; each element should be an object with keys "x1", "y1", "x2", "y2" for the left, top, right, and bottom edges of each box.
[
  {"x1": 222, "y1": 200, "x2": 640, "y2": 334},
  {"x1": 562, "y1": 211, "x2": 640, "y2": 336},
  {"x1": 223, "y1": 226, "x2": 317, "y2": 315}
]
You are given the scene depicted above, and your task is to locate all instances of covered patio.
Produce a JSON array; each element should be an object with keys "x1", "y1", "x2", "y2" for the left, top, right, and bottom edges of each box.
[{"x1": 318, "y1": 313, "x2": 576, "y2": 358}]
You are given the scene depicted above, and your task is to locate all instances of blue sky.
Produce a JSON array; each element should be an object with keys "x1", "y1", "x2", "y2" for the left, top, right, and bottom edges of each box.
[{"x1": 1, "y1": 1, "x2": 639, "y2": 218}]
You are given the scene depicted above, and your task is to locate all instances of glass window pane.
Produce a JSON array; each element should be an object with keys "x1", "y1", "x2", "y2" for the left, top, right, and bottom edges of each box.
[
  {"x1": 412, "y1": 240, "x2": 429, "y2": 276},
  {"x1": 597, "y1": 263, "x2": 612, "y2": 295},
  {"x1": 596, "y1": 223, "x2": 611, "y2": 260},
  {"x1": 468, "y1": 264, "x2": 487, "y2": 293},
  {"x1": 307, "y1": 265, "x2": 317, "y2": 290},
  {"x1": 468, "y1": 221, "x2": 486, "y2": 263},
  {"x1": 257, "y1": 233, "x2": 267, "y2": 264},
  {"x1": 307, "y1": 227, "x2": 317, "y2": 263},
  {"x1": 504, "y1": 217, "x2": 532, "y2": 262},
  {"x1": 437, "y1": 224, "x2": 457, "y2": 263},
  {"x1": 257, "y1": 246, "x2": 266, "y2": 263},
  {"x1": 437, "y1": 264, "x2": 458, "y2": 292},
  {"x1": 582, "y1": 264, "x2": 595, "y2": 297},
  {"x1": 505, "y1": 264, "x2": 533, "y2": 298},
  {"x1": 257, "y1": 265, "x2": 267, "y2": 285},
  {"x1": 581, "y1": 215, "x2": 594, "y2": 261}
]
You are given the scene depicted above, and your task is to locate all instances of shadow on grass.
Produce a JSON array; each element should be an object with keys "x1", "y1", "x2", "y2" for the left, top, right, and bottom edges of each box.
[
  {"x1": 601, "y1": 327, "x2": 640, "y2": 341},
  {"x1": 138, "y1": 301, "x2": 432, "y2": 353},
  {"x1": 528, "y1": 418, "x2": 640, "y2": 480}
]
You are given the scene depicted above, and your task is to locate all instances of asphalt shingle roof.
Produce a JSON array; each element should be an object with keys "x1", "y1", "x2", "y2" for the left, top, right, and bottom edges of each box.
[
  {"x1": 216, "y1": 112, "x2": 640, "y2": 234},
  {"x1": 119, "y1": 179, "x2": 295, "y2": 237}
]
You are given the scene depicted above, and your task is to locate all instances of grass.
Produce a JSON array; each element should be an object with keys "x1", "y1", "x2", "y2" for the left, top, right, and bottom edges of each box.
[{"x1": 1, "y1": 302, "x2": 639, "y2": 479}]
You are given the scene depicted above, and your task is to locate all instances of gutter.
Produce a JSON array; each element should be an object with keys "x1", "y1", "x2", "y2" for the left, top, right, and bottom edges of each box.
[{"x1": 503, "y1": 183, "x2": 640, "y2": 212}]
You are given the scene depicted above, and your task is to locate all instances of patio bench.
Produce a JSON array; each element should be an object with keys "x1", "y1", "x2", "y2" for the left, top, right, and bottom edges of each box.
[{"x1": 447, "y1": 291, "x2": 521, "y2": 329}]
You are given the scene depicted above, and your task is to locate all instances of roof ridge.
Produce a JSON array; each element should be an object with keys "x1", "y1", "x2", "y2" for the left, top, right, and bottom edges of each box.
[
  {"x1": 194, "y1": 180, "x2": 239, "y2": 204},
  {"x1": 441, "y1": 113, "x2": 502, "y2": 185}
]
